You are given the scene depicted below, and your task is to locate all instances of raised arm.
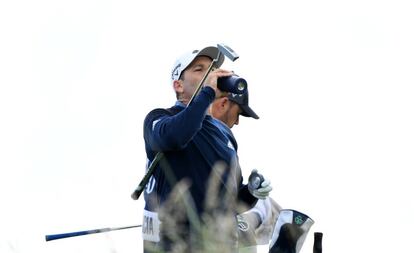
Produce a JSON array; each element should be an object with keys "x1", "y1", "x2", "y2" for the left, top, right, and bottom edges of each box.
[{"x1": 144, "y1": 87, "x2": 215, "y2": 151}]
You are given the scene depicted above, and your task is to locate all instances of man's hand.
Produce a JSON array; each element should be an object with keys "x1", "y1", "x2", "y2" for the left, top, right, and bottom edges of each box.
[
  {"x1": 204, "y1": 68, "x2": 233, "y2": 98},
  {"x1": 248, "y1": 169, "x2": 273, "y2": 199}
]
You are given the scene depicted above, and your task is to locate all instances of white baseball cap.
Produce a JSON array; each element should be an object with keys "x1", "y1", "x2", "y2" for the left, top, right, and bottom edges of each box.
[{"x1": 171, "y1": 46, "x2": 225, "y2": 81}]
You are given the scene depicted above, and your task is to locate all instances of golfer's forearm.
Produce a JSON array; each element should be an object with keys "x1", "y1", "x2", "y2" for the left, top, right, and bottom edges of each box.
[{"x1": 148, "y1": 87, "x2": 215, "y2": 150}]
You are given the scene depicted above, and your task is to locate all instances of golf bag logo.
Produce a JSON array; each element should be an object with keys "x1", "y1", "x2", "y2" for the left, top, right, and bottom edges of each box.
[
  {"x1": 294, "y1": 214, "x2": 304, "y2": 225},
  {"x1": 269, "y1": 209, "x2": 314, "y2": 253}
]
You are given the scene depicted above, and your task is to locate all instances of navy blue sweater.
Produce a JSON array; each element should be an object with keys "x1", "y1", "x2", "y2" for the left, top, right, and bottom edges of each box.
[{"x1": 143, "y1": 87, "x2": 256, "y2": 221}]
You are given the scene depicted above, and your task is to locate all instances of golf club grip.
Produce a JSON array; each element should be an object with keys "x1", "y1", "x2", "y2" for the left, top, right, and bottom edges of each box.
[
  {"x1": 131, "y1": 152, "x2": 164, "y2": 200},
  {"x1": 313, "y1": 232, "x2": 323, "y2": 253},
  {"x1": 46, "y1": 229, "x2": 106, "y2": 241},
  {"x1": 45, "y1": 225, "x2": 141, "y2": 241}
]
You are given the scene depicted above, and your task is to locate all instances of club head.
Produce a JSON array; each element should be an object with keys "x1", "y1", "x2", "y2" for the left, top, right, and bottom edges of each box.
[{"x1": 217, "y1": 43, "x2": 239, "y2": 62}]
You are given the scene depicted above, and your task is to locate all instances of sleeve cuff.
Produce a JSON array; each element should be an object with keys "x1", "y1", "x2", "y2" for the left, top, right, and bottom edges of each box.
[{"x1": 201, "y1": 86, "x2": 216, "y2": 101}]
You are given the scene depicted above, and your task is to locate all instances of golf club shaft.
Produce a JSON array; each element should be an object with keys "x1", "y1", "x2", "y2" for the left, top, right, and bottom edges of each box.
[
  {"x1": 187, "y1": 57, "x2": 218, "y2": 105},
  {"x1": 45, "y1": 225, "x2": 142, "y2": 241}
]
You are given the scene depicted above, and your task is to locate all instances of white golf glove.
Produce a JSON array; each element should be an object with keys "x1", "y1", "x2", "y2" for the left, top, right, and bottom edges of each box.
[{"x1": 248, "y1": 169, "x2": 273, "y2": 199}]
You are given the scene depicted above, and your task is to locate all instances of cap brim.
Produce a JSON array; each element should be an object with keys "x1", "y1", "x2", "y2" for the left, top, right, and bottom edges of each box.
[
  {"x1": 240, "y1": 105, "x2": 259, "y2": 119},
  {"x1": 197, "y1": 46, "x2": 225, "y2": 68}
]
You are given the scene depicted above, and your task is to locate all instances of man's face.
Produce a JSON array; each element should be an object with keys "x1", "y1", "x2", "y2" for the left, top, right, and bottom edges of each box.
[
  {"x1": 211, "y1": 97, "x2": 242, "y2": 128},
  {"x1": 177, "y1": 56, "x2": 212, "y2": 101},
  {"x1": 224, "y1": 102, "x2": 242, "y2": 128}
]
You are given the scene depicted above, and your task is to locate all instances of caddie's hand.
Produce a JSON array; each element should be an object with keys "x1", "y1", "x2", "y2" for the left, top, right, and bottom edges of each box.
[
  {"x1": 204, "y1": 68, "x2": 233, "y2": 99},
  {"x1": 248, "y1": 169, "x2": 273, "y2": 199}
]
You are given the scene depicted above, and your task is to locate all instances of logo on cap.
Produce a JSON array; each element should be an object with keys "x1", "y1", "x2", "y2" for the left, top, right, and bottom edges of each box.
[
  {"x1": 231, "y1": 93, "x2": 243, "y2": 98},
  {"x1": 171, "y1": 63, "x2": 181, "y2": 80}
]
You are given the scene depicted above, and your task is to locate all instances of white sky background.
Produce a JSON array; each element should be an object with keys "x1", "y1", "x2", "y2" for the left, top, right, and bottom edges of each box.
[{"x1": 0, "y1": 0, "x2": 413, "y2": 252}]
